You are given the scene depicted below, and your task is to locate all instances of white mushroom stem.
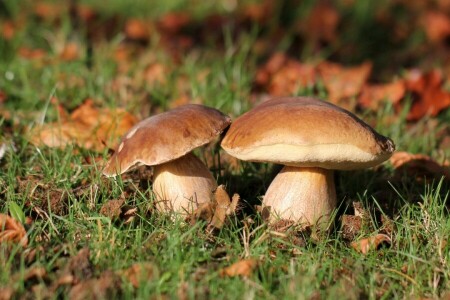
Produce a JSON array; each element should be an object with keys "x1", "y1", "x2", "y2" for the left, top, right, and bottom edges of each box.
[
  {"x1": 152, "y1": 152, "x2": 217, "y2": 214},
  {"x1": 263, "y1": 166, "x2": 336, "y2": 227}
]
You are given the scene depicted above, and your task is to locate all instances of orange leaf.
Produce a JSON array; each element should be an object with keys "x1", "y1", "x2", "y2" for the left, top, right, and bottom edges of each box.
[
  {"x1": 29, "y1": 99, "x2": 138, "y2": 151},
  {"x1": 255, "y1": 53, "x2": 316, "y2": 96},
  {"x1": 59, "y1": 42, "x2": 79, "y2": 61},
  {"x1": 18, "y1": 47, "x2": 46, "y2": 60},
  {"x1": 351, "y1": 234, "x2": 391, "y2": 255},
  {"x1": 0, "y1": 214, "x2": 28, "y2": 247},
  {"x1": 422, "y1": 11, "x2": 450, "y2": 43},
  {"x1": 124, "y1": 19, "x2": 151, "y2": 41},
  {"x1": 390, "y1": 151, "x2": 450, "y2": 180},
  {"x1": 157, "y1": 12, "x2": 191, "y2": 34},
  {"x1": 298, "y1": 1, "x2": 340, "y2": 42},
  {"x1": 358, "y1": 80, "x2": 405, "y2": 110},
  {"x1": 1, "y1": 21, "x2": 15, "y2": 40},
  {"x1": 318, "y1": 61, "x2": 372, "y2": 103},
  {"x1": 220, "y1": 259, "x2": 258, "y2": 277},
  {"x1": 404, "y1": 69, "x2": 450, "y2": 121}
]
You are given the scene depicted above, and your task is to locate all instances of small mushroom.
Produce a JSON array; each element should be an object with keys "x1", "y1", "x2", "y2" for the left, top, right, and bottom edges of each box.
[
  {"x1": 221, "y1": 97, "x2": 395, "y2": 227},
  {"x1": 103, "y1": 104, "x2": 231, "y2": 214}
]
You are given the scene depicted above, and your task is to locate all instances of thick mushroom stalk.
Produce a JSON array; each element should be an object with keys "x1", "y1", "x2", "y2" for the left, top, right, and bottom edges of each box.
[
  {"x1": 152, "y1": 153, "x2": 217, "y2": 214},
  {"x1": 263, "y1": 167, "x2": 336, "y2": 227}
]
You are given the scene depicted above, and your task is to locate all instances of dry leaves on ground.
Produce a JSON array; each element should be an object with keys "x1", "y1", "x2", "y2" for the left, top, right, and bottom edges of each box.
[
  {"x1": 0, "y1": 214, "x2": 28, "y2": 247},
  {"x1": 404, "y1": 69, "x2": 450, "y2": 121},
  {"x1": 219, "y1": 258, "x2": 258, "y2": 277},
  {"x1": 100, "y1": 198, "x2": 137, "y2": 224},
  {"x1": 351, "y1": 234, "x2": 391, "y2": 255},
  {"x1": 358, "y1": 80, "x2": 406, "y2": 110},
  {"x1": 254, "y1": 52, "x2": 316, "y2": 96},
  {"x1": 317, "y1": 61, "x2": 373, "y2": 105},
  {"x1": 190, "y1": 185, "x2": 240, "y2": 231},
  {"x1": 120, "y1": 263, "x2": 156, "y2": 288},
  {"x1": 29, "y1": 99, "x2": 138, "y2": 151},
  {"x1": 390, "y1": 151, "x2": 450, "y2": 181}
]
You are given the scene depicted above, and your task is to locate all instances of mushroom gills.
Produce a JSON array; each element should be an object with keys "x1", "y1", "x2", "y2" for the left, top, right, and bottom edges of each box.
[
  {"x1": 152, "y1": 152, "x2": 217, "y2": 214},
  {"x1": 263, "y1": 166, "x2": 336, "y2": 227}
]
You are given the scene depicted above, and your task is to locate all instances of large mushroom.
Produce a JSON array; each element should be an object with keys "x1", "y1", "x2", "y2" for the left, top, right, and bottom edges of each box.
[
  {"x1": 103, "y1": 104, "x2": 231, "y2": 214},
  {"x1": 221, "y1": 97, "x2": 395, "y2": 227}
]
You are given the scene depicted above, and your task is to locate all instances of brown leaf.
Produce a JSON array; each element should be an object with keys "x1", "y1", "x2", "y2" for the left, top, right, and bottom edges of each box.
[
  {"x1": 69, "y1": 270, "x2": 121, "y2": 300},
  {"x1": 124, "y1": 19, "x2": 151, "y2": 41},
  {"x1": 29, "y1": 99, "x2": 138, "y2": 151},
  {"x1": 120, "y1": 263, "x2": 156, "y2": 288},
  {"x1": 341, "y1": 215, "x2": 362, "y2": 241},
  {"x1": 0, "y1": 214, "x2": 27, "y2": 247},
  {"x1": 18, "y1": 47, "x2": 46, "y2": 60},
  {"x1": 351, "y1": 234, "x2": 391, "y2": 254},
  {"x1": 13, "y1": 266, "x2": 47, "y2": 282},
  {"x1": 220, "y1": 258, "x2": 258, "y2": 277},
  {"x1": 190, "y1": 185, "x2": 239, "y2": 230},
  {"x1": 390, "y1": 151, "x2": 450, "y2": 181},
  {"x1": 358, "y1": 80, "x2": 406, "y2": 110},
  {"x1": 64, "y1": 248, "x2": 93, "y2": 284},
  {"x1": 298, "y1": 1, "x2": 340, "y2": 43},
  {"x1": 157, "y1": 12, "x2": 191, "y2": 34},
  {"x1": 100, "y1": 199, "x2": 125, "y2": 220},
  {"x1": 0, "y1": 287, "x2": 14, "y2": 300},
  {"x1": 209, "y1": 185, "x2": 232, "y2": 229},
  {"x1": 255, "y1": 53, "x2": 316, "y2": 96},
  {"x1": 59, "y1": 42, "x2": 80, "y2": 61},
  {"x1": 404, "y1": 69, "x2": 450, "y2": 121},
  {"x1": 34, "y1": 2, "x2": 64, "y2": 21},
  {"x1": 1, "y1": 21, "x2": 15, "y2": 40},
  {"x1": 422, "y1": 11, "x2": 450, "y2": 43},
  {"x1": 318, "y1": 61, "x2": 372, "y2": 104}
]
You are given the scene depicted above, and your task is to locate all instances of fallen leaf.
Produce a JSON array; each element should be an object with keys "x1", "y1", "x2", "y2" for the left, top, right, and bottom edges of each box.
[
  {"x1": 390, "y1": 151, "x2": 450, "y2": 180},
  {"x1": 298, "y1": 1, "x2": 340, "y2": 43},
  {"x1": 255, "y1": 53, "x2": 316, "y2": 96},
  {"x1": 341, "y1": 215, "x2": 362, "y2": 241},
  {"x1": 120, "y1": 262, "x2": 156, "y2": 288},
  {"x1": 59, "y1": 42, "x2": 79, "y2": 61},
  {"x1": 351, "y1": 234, "x2": 391, "y2": 254},
  {"x1": 318, "y1": 61, "x2": 372, "y2": 104},
  {"x1": 422, "y1": 11, "x2": 450, "y2": 43},
  {"x1": 0, "y1": 214, "x2": 27, "y2": 247},
  {"x1": 240, "y1": 2, "x2": 273, "y2": 24},
  {"x1": 100, "y1": 199, "x2": 125, "y2": 220},
  {"x1": 124, "y1": 19, "x2": 151, "y2": 41},
  {"x1": 64, "y1": 248, "x2": 93, "y2": 284},
  {"x1": 157, "y1": 12, "x2": 191, "y2": 34},
  {"x1": 189, "y1": 185, "x2": 239, "y2": 230},
  {"x1": 74, "y1": 4, "x2": 96, "y2": 23},
  {"x1": 33, "y1": 2, "x2": 64, "y2": 21},
  {"x1": 358, "y1": 80, "x2": 405, "y2": 110},
  {"x1": 13, "y1": 266, "x2": 47, "y2": 282},
  {"x1": 404, "y1": 69, "x2": 450, "y2": 121},
  {"x1": 220, "y1": 258, "x2": 258, "y2": 277},
  {"x1": 0, "y1": 287, "x2": 14, "y2": 300},
  {"x1": 18, "y1": 47, "x2": 46, "y2": 60},
  {"x1": 1, "y1": 21, "x2": 15, "y2": 40},
  {"x1": 69, "y1": 270, "x2": 121, "y2": 300},
  {"x1": 29, "y1": 99, "x2": 138, "y2": 151}
]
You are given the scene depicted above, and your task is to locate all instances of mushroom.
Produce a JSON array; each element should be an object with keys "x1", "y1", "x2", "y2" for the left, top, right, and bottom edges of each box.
[
  {"x1": 103, "y1": 104, "x2": 231, "y2": 214},
  {"x1": 221, "y1": 97, "x2": 395, "y2": 227}
]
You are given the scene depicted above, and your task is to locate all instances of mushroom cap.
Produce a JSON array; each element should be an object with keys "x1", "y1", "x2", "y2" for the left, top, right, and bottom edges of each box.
[
  {"x1": 103, "y1": 104, "x2": 231, "y2": 176},
  {"x1": 221, "y1": 97, "x2": 395, "y2": 170}
]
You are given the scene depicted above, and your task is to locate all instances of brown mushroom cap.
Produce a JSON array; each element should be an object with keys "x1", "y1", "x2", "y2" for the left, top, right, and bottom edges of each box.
[
  {"x1": 221, "y1": 97, "x2": 395, "y2": 170},
  {"x1": 103, "y1": 104, "x2": 231, "y2": 176}
]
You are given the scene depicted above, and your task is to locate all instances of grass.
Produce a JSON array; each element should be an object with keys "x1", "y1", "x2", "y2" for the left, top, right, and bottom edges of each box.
[{"x1": 1, "y1": 0, "x2": 450, "y2": 299}]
